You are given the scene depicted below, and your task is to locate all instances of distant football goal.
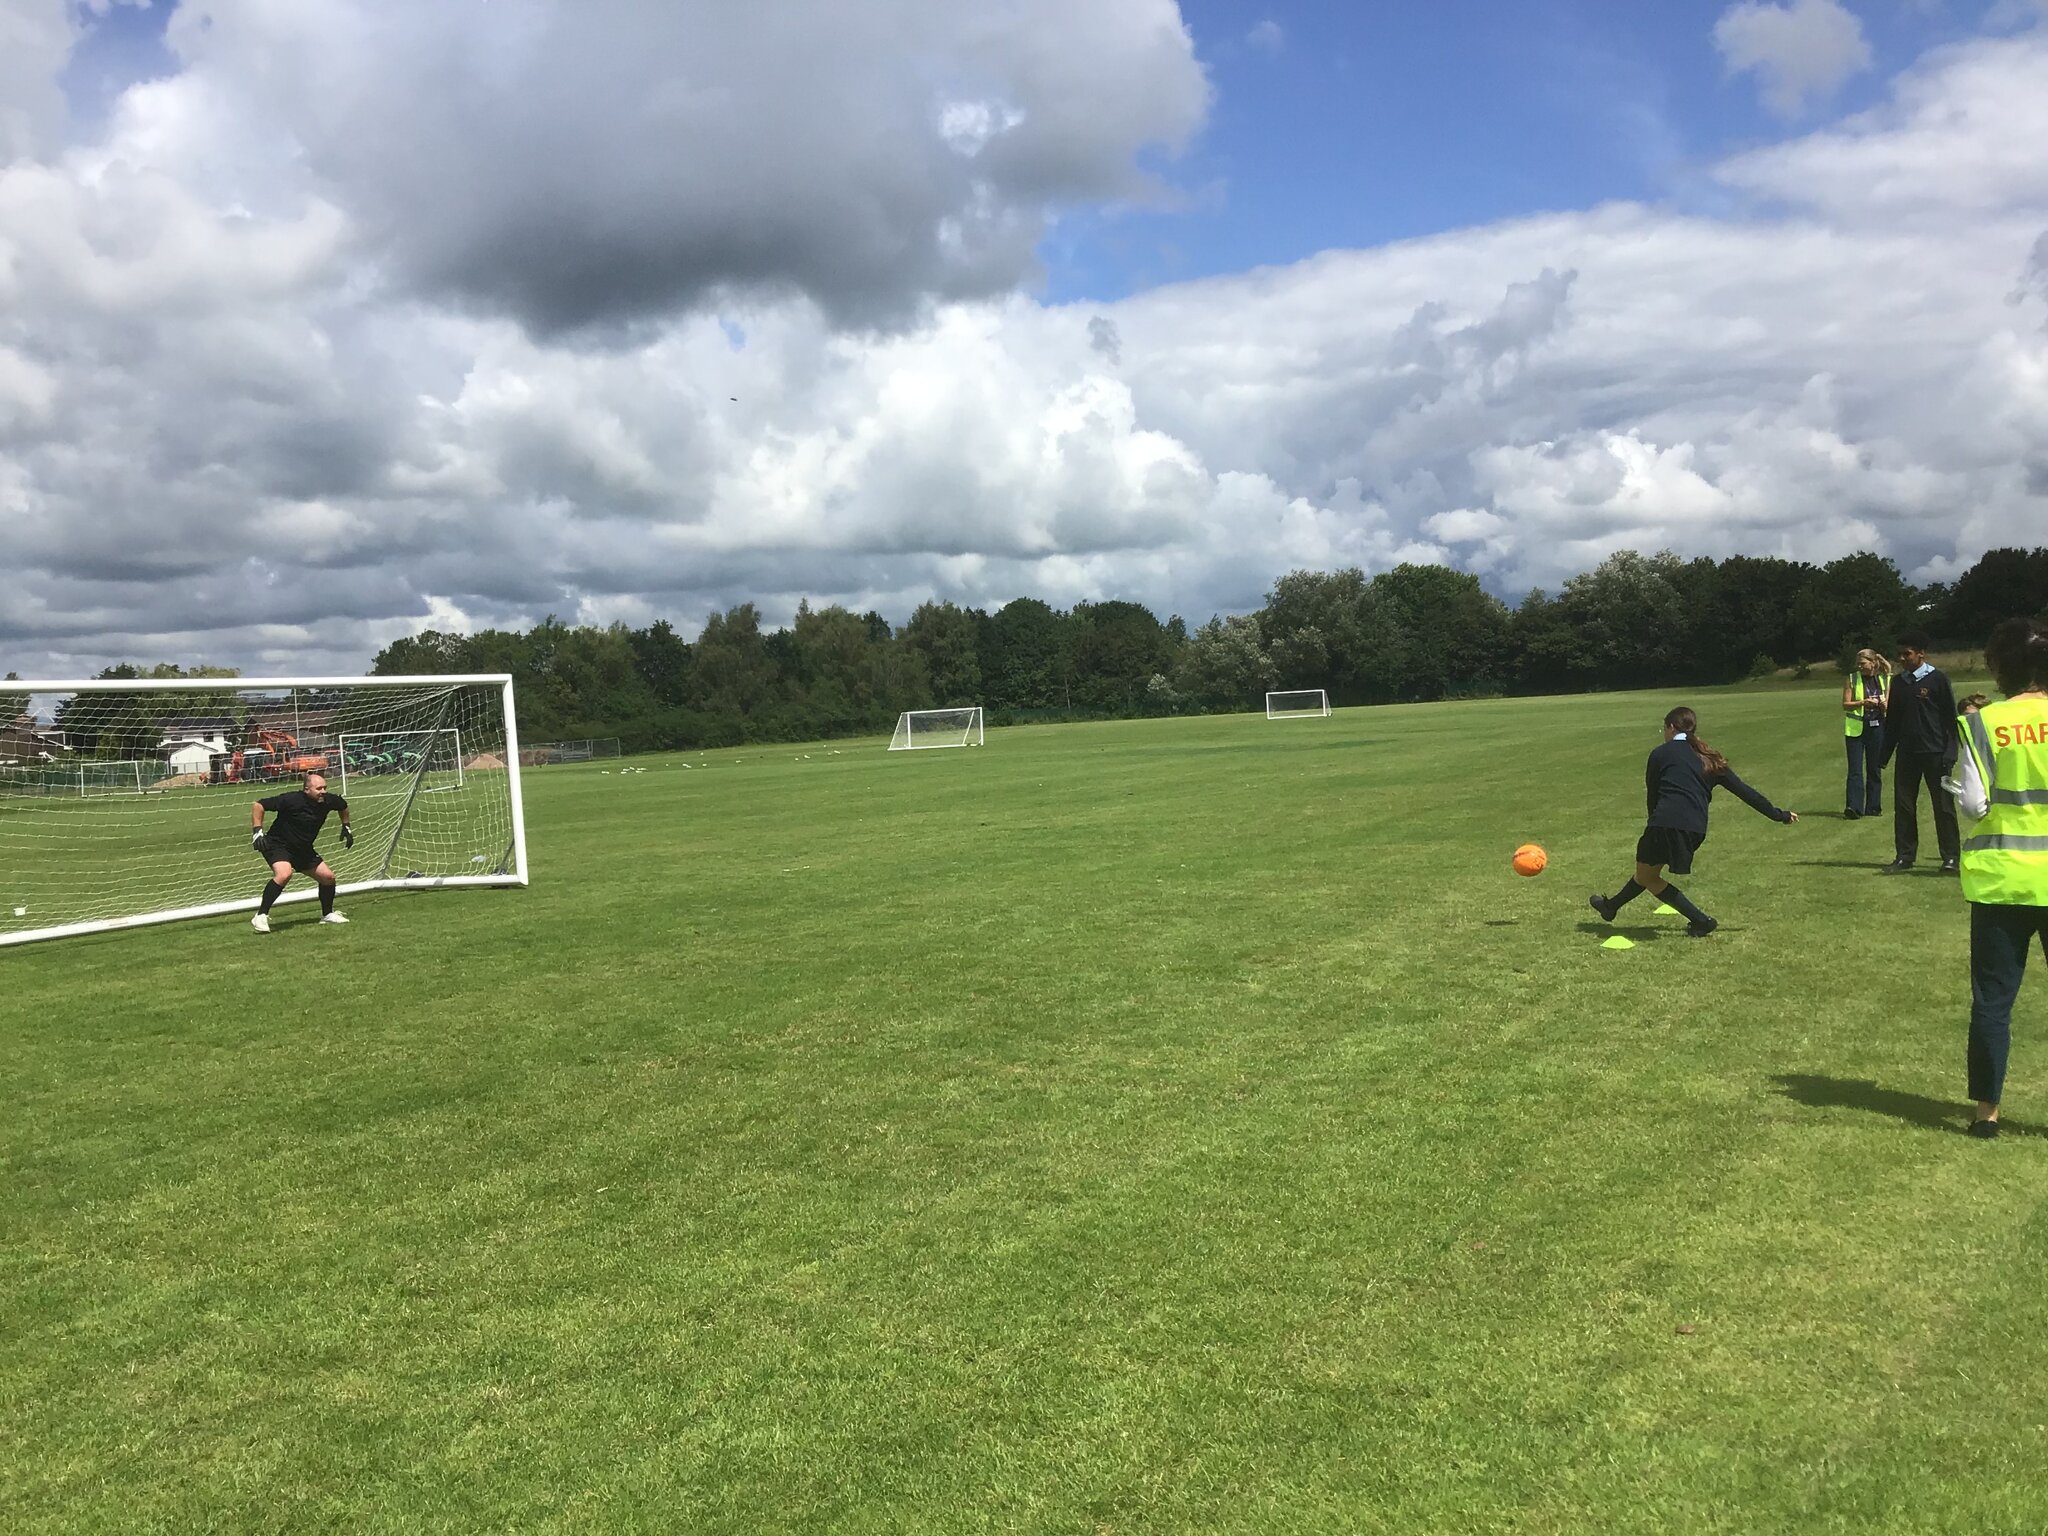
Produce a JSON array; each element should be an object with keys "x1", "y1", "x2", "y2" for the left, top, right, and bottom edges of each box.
[
  {"x1": 889, "y1": 707, "x2": 984, "y2": 750},
  {"x1": 1266, "y1": 690, "x2": 1331, "y2": 719}
]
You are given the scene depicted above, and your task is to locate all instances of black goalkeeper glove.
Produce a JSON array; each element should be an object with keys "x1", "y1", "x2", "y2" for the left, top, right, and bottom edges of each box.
[
  {"x1": 251, "y1": 828, "x2": 268, "y2": 853},
  {"x1": 341, "y1": 825, "x2": 354, "y2": 851}
]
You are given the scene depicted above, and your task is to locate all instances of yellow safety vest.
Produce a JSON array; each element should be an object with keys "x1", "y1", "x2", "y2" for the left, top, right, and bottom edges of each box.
[
  {"x1": 1959, "y1": 696, "x2": 2048, "y2": 907},
  {"x1": 1844, "y1": 673, "x2": 1877, "y2": 738}
]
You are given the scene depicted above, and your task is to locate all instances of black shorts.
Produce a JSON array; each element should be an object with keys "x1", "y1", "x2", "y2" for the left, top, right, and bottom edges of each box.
[
  {"x1": 1636, "y1": 825, "x2": 1705, "y2": 875},
  {"x1": 259, "y1": 840, "x2": 326, "y2": 875}
]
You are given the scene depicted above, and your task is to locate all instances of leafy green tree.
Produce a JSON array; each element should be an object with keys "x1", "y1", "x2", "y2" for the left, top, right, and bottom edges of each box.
[
  {"x1": 901, "y1": 601, "x2": 985, "y2": 705},
  {"x1": 1552, "y1": 550, "x2": 1696, "y2": 689},
  {"x1": 1936, "y1": 547, "x2": 2048, "y2": 642},
  {"x1": 1694, "y1": 555, "x2": 1815, "y2": 681},
  {"x1": 982, "y1": 598, "x2": 1070, "y2": 709},
  {"x1": 1173, "y1": 614, "x2": 1276, "y2": 712},
  {"x1": 371, "y1": 629, "x2": 477, "y2": 676},
  {"x1": 1069, "y1": 600, "x2": 1173, "y2": 713},
  {"x1": 788, "y1": 602, "x2": 885, "y2": 732},
  {"x1": 1793, "y1": 552, "x2": 1915, "y2": 660},
  {"x1": 627, "y1": 620, "x2": 694, "y2": 705},
  {"x1": 1508, "y1": 588, "x2": 1591, "y2": 694},
  {"x1": 691, "y1": 603, "x2": 779, "y2": 717},
  {"x1": 1368, "y1": 563, "x2": 1512, "y2": 700},
  {"x1": 548, "y1": 624, "x2": 658, "y2": 729}
]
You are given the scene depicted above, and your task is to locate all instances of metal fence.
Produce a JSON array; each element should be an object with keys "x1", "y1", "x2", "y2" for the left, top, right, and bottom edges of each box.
[{"x1": 518, "y1": 738, "x2": 623, "y2": 766}]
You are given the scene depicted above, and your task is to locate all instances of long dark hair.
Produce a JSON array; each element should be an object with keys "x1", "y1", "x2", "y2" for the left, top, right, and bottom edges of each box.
[
  {"x1": 1664, "y1": 706, "x2": 1729, "y2": 777},
  {"x1": 1986, "y1": 617, "x2": 2048, "y2": 696}
]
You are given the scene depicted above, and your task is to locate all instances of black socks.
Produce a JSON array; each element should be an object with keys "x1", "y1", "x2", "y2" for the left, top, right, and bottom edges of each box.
[
  {"x1": 1659, "y1": 884, "x2": 1711, "y2": 927},
  {"x1": 1608, "y1": 878, "x2": 1646, "y2": 909},
  {"x1": 259, "y1": 881, "x2": 283, "y2": 915},
  {"x1": 319, "y1": 883, "x2": 336, "y2": 916}
]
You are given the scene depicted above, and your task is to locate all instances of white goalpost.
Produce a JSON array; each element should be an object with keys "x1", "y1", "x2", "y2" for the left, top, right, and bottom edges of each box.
[
  {"x1": 1266, "y1": 689, "x2": 1331, "y2": 719},
  {"x1": 0, "y1": 674, "x2": 528, "y2": 947},
  {"x1": 889, "y1": 707, "x2": 984, "y2": 750}
]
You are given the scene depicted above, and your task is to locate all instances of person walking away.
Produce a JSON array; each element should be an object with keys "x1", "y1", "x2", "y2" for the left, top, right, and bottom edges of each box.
[
  {"x1": 1842, "y1": 647, "x2": 1890, "y2": 819},
  {"x1": 1879, "y1": 631, "x2": 1960, "y2": 874},
  {"x1": 1952, "y1": 617, "x2": 2048, "y2": 1138}
]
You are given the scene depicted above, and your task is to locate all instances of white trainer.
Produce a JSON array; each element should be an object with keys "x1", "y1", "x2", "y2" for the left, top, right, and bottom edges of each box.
[
  {"x1": 319, "y1": 912, "x2": 350, "y2": 924},
  {"x1": 250, "y1": 913, "x2": 270, "y2": 933}
]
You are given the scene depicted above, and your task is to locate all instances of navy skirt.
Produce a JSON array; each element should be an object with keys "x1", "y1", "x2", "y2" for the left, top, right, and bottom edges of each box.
[{"x1": 1636, "y1": 825, "x2": 1705, "y2": 875}]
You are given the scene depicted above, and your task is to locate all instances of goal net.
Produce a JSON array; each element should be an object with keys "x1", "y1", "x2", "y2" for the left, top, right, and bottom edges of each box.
[
  {"x1": 338, "y1": 728, "x2": 465, "y2": 798},
  {"x1": 1266, "y1": 689, "x2": 1331, "y2": 719},
  {"x1": 889, "y1": 707, "x2": 984, "y2": 750},
  {"x1": 0, "y1": 675, "x2": 528, "y2": 946}
]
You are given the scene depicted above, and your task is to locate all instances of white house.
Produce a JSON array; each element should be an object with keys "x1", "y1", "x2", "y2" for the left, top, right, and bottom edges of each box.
[{"x1": 166, "y1": 741, "x2": 221, "y2": 777}]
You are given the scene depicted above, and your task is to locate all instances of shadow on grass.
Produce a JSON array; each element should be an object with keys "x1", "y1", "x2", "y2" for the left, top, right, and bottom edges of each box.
[
  {"x1": 1771, "y1": 1074, "x2": 2047, "y2": 1138},
  {"x1": 1792, "y1": 859, "x2": 1893, "y2": 870}
]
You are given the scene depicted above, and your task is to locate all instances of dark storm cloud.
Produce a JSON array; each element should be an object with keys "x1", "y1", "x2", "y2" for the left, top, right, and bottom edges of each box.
[{"x1": 163, "y1": 0, "x2": 1208, "y2": 335}]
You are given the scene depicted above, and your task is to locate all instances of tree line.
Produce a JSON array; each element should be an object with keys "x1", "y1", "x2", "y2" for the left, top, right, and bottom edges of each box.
[
  {"x1": 359, "y1": 546, "x2": 2048, "y2": 751},
  {"x1": 12, "y1": 546, "x2": 2044, "y2": 754}
]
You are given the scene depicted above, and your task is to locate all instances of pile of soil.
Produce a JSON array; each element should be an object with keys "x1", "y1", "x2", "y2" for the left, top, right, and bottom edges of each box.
[{"x1": 466, "y1": 752, "x2": 506, "y2": 770}]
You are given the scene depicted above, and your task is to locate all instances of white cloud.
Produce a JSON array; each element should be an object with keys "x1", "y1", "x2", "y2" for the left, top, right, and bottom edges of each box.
[
  {"x1": 1, "y1": 14, "x2": 2047, "y2": 675},
  {"x1": 1247, "y1": 19, "x2": 1285, "y2": 56},
  {"x1": 0, "y1": 0, "x2": 73, "y2": 163},
  {"x1": 1715, "y1": 0, "x2": 1874, "y2": 116}
]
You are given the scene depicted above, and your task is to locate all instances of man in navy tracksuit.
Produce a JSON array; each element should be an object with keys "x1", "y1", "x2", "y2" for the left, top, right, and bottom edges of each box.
[{"x1": 1878, "y1": 632, "x2": 1960, "y2": 875}]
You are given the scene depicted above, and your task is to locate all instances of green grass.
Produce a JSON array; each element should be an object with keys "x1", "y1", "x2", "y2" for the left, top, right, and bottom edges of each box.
[{"x1": 6, "y1": 682, "x2": 2046, "y2": 1534}]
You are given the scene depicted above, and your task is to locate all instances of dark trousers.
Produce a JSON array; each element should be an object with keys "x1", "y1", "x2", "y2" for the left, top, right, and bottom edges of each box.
[
  {"x1": 1969, "y1": 902, "x2": 2048, "y2": 1105},
  {"x1": 1844, "y1": 726, "x2": 1884, "y2": 815},
  {"x1": 1891, "y1": 751, "x2": 1959, "y2": 865}
]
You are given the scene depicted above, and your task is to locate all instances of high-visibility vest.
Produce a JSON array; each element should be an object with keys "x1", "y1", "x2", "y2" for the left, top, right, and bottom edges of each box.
[
  {"x1": 1844, "y1": 672, "x2": 1880, "y2": 738},
  {"x1": 1959, "y1": 696, "x2": 2048, "y2": 907}
]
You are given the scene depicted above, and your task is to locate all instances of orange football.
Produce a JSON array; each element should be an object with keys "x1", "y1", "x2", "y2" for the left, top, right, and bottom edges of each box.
[{"x1": 1512, "y1": 843, "x2": 1548, "y2": 877}]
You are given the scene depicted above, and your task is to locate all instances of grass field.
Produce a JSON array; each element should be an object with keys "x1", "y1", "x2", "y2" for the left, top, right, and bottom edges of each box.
[{"x1": 6, "y1": 679, "x2": 2047, "y2": 1534}]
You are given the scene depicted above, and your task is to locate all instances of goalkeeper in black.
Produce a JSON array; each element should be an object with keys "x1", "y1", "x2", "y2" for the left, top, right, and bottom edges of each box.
[{"x1": 249, "y1": 771, "x2": 353, "y2": 932}]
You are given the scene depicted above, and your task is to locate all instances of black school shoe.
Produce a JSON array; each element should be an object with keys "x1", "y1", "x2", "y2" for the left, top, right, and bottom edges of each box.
[
  {"x1": 1940, "y1": 859, "x2": 1960, "y2": 875},
  {"x1": 1968, "y1": 1119, "x2": 2000, "y2": 1139},
  {"x1": 1686, "y1": 917, "x2": 1719, "y2": 939},
  {"x1": 1588, "y1": 894, "x2": 1618, "y2": 923},
  {"x1": 1843, "y1": 808, "x2": 1860, "y2": 820},
  {"x1": 1879, "y1": 860, "x2": 1914, "y2": 874}
]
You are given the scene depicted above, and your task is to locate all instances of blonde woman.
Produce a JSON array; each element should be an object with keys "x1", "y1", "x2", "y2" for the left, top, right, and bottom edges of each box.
[{"x1": 1841, "y1": 647, "x2": 1890, "y2": 819}]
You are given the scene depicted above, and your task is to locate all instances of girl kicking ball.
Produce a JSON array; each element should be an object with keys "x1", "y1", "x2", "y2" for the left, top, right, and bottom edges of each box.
[{"x1": 1589, "y1": 706, "x2": 1799, "y2": 938}]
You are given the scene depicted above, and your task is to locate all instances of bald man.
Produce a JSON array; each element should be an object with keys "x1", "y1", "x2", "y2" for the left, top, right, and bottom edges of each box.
[{"x1": 250, "y1": 772, "x2": 353, "y2": 932}]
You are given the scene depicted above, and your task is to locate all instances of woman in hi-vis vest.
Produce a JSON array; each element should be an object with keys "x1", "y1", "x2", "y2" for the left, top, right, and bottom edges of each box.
[
  {"x1": 1953, "y1": 617, "x2": 2048, "y2": 1139},
  {"x1": 1841, "y1": 648, "x2": 1890, "y2": 819}
]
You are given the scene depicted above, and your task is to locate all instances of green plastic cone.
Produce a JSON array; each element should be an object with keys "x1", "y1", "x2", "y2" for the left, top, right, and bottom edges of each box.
[
  {"x1": 1653, "y1": 903, "x2": 1680, "y2": 916},
  {"x1": 1601, "y1": 935, "x2": 1636, "y2": 950}
]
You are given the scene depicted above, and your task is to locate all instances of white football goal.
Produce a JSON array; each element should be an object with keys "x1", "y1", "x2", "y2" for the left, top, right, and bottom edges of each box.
[
  {"x1": 1266, "y1": 689, "x2": 1331, "y2": 719},
  {"x1": 889, "y1": 707, "x2": 984, "y2": 750},
  {"x1": 0, "y1": 674, "x2": 528, "y2": 947}
]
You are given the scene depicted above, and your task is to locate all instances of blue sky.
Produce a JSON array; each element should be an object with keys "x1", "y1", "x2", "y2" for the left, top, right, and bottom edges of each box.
[{"x1": 1046, "y1": 0, "x2": 2009, "y2": 300}]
